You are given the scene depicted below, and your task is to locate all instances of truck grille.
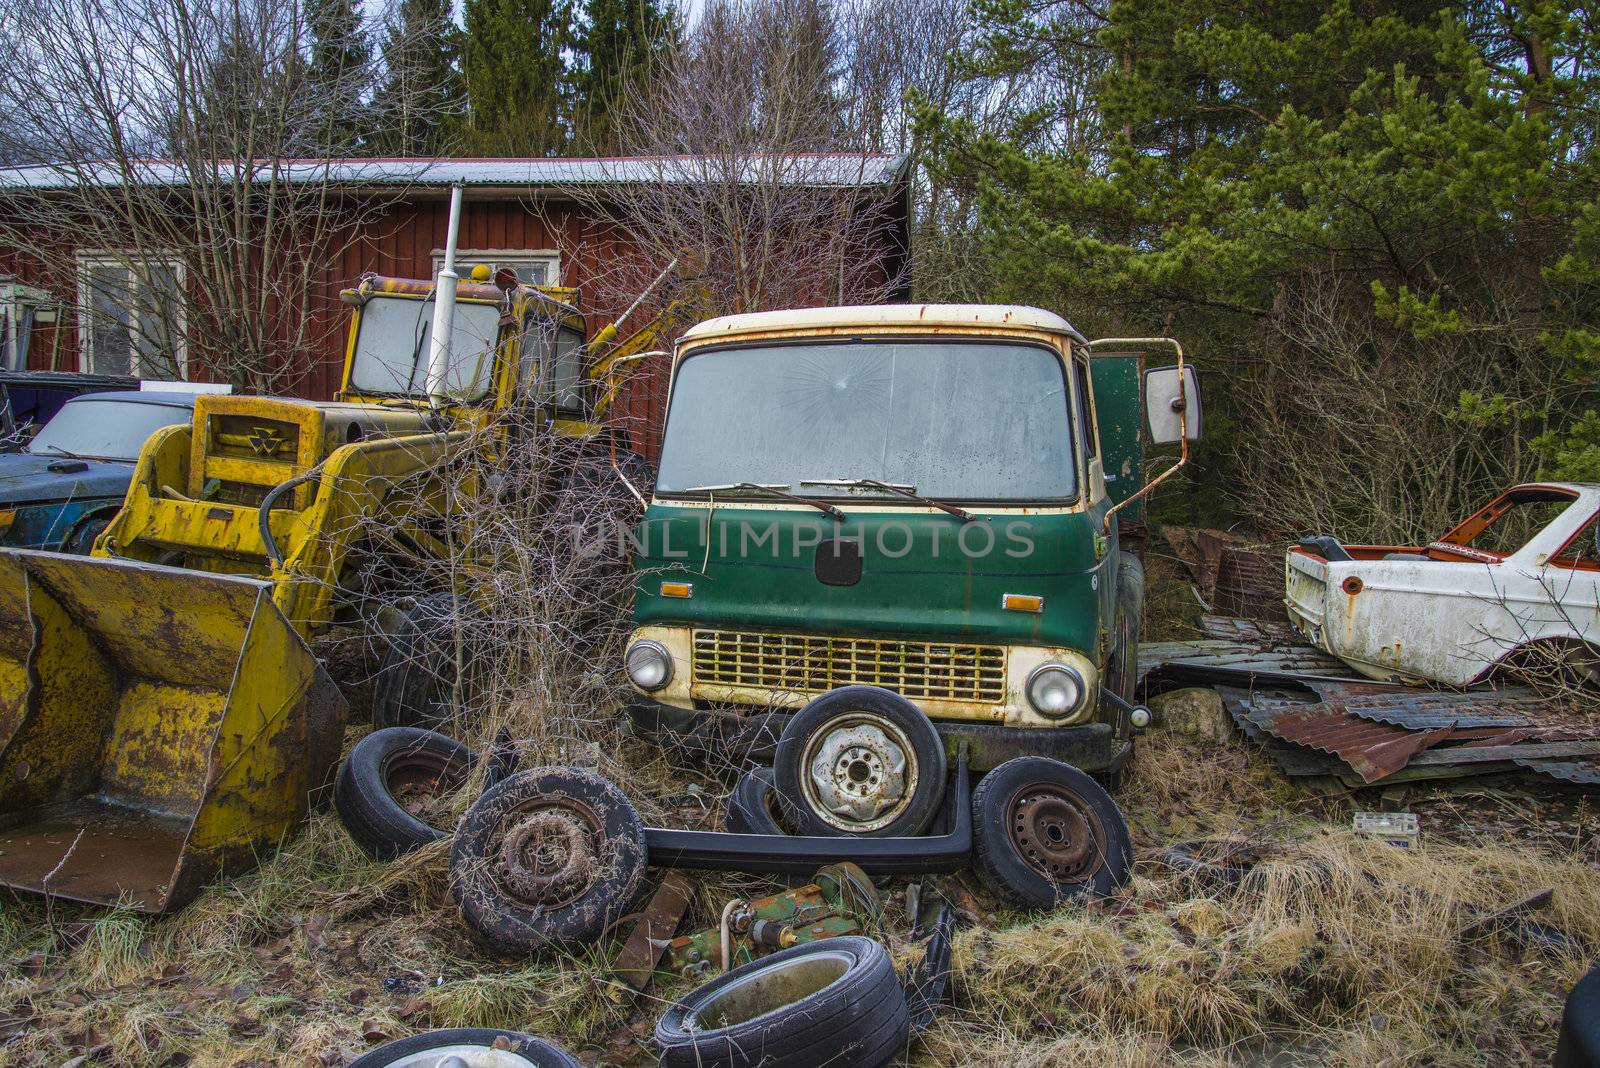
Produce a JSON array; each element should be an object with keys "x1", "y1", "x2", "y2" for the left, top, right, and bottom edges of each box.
[{"x1": 691, "y1": 629, "x2": 1007, "y2": 703}]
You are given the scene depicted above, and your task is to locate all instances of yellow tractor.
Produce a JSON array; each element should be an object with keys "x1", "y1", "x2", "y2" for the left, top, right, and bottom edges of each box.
[{"x1": 0, "y1": 264, "x2": 683, "y2": 912}]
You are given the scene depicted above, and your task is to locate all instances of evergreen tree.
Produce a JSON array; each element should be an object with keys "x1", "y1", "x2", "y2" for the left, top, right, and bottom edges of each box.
[
  {"x1": 371, "y1": 0, "x2": 465, "y2": 155},
  {"x1": 572, "y1": 0, "x2": 680, "y2": 152},
  {"x1": 306, "y1": 0, "x2": 373, "y2": 150},
  {"x1": 924, "y1": 0, "x2": 1600, "y2": 538},
  {"x1": 461, "y1": 0, "x2": 573, "y2": 154}
]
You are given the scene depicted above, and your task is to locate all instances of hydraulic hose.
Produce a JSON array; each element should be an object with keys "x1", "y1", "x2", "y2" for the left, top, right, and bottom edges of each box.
[{"x1": 259, "y1": 462, "x2": 328, "y2": 566}]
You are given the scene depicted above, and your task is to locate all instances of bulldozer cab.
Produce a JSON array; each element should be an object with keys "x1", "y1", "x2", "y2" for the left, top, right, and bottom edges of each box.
[{"x1": 335, "y1": 273, "x2": 600, "y2": 439}]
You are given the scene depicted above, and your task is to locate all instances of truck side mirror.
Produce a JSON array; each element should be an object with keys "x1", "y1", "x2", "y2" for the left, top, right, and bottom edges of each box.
[{"x1": 1144, "y1": 365, "x2": 1201, "y2": 444}]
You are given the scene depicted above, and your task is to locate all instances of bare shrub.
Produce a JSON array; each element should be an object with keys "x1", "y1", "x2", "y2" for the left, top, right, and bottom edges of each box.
[
  {"x1": 0, "y1": 0, "x2": 455, "y2": 391},
  {"x1": 1233, "y1": 263, "x2": 1563, "y2": 544}
]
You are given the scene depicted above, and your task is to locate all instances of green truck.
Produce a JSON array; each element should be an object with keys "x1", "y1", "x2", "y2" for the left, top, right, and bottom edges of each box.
[{"x1": 621, "y1": 304, "x2": 1199, "y2": 905}]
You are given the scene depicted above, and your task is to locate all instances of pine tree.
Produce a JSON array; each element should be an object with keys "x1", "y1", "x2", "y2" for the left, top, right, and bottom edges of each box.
[
  {"x1": 571, "y1": 0, "x2": 680, "y2": 152},
  {"x1": 922, "y1": 0, "x2": 1600, "y2": 536},
  {"x1": 306, "y1": 0, "x2": 373, "y2": 151},
  {"x1": 371, "y1": 0, "x2": 465, "y2": 155},
  {"x1": 461, "y1": 0, "x2": 573, "y2": 155}
]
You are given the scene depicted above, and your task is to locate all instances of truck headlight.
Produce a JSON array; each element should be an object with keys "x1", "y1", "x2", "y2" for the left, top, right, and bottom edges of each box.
[
  {"x1": 626, "y1": 639, "x2": 673, "y2": 691},
  {"x1": 1026, "y1": 662, "x2": 1086, "y2": 718}
]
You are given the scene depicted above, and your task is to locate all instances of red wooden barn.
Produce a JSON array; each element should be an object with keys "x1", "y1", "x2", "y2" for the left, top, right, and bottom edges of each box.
[{"x1": 0, "y1": 154, "x2": 911, "y2": 457}]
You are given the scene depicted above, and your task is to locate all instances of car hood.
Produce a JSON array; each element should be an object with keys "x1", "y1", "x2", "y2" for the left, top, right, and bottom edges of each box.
[{"x1": 0, "y1": 454, "x2": 135, "y2": 505}]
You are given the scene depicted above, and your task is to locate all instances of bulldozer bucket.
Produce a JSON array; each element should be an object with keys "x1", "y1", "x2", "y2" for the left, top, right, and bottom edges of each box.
[{"x1": 0, "y1": 550, "x2": 347, "y2": 913}]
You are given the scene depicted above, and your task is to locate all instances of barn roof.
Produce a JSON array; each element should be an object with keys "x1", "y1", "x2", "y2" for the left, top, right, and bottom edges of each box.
[{"x1": 0, "y1": 154, "x2": 909, "y2": 192}]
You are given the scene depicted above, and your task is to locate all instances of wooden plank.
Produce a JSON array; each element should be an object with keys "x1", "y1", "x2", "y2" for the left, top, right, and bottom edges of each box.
[{"x1": 1410, "y1": 740, "x2": 1600, "y2": 766}]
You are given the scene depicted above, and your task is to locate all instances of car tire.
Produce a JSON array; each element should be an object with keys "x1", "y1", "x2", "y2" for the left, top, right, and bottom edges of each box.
[
  {"x1": 334, "y1": 727, "x2": 479, "y2": 861},
  {"x1": 372, "y1": 594, "x2": 465, "y2": 730},
  {"x1": 654, "y1": 935, "x2": 908, "y2": 1068},
  {"x1": 1161, "y1": 839, "x2": 1275, "y2": 894},
  {"x1": 773, "y1": 686, "x2": 947, "y2": 838},
  {"x1": 450, "y1": 766, "x2": 647, "y2": 955},
  {"x1": 66, "y1": 514, "x2": 110, "y2": 556},
  {"x1": 972, "y1": 756, "x2": 1133, "y2": 908},
  {"x1": 348, "y1": 1028, "x2": 580, "y2": 1068},
  {"x1": 724, "y1": 767, "x2": 792, "y2": 836}
]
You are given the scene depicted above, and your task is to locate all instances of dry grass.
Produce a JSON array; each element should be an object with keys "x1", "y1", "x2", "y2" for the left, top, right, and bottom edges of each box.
[
  {"x1": 2, "y1": 720, "x2": 1591, "y2": 1066},
  {"x1": 0, "y1": 463, "x2": 1593, "y2": 1068}
]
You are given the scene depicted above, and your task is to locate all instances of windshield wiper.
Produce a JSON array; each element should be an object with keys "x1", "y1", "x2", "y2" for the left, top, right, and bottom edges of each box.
[
  {"x1": 681, "y1": 481, "x2": 845, "y2": 522},
  {"x1": 33, "y1": 444, "x2": 88, "y2": 461},
  {"x1": 800, "y1": 478, "x2": 978, "y2": 523}
]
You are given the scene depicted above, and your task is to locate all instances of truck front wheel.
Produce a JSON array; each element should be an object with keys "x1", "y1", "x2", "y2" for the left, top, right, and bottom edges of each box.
[
  {"x1": 971, "y1": 756, "x2": 1132, "y2": 908},
  {"x1": 774, "y1": 686, "x2": 947, "y2": 838}
]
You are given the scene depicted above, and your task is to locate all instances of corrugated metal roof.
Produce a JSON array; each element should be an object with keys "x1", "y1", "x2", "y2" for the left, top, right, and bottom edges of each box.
[{"x1": 0, "y1": 154, "x2": 909, "y2": 192}]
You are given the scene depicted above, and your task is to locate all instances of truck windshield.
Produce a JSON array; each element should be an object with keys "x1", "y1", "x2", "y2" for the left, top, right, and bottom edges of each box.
[
  {"x1": 26, "y1": 398, "x2": 191, "y2": 462},
  {"x1": 656, "y1": 339, "x2": 1077, "y2": 501},
  {"x1": 347, "y1": 296, "x2": 502, "y2": 401}
]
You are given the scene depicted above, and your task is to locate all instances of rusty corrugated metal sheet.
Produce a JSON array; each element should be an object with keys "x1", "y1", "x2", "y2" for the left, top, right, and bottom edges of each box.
[
  {"x1": 1266, "y1": 705, "x2": 1454, "y2": 782},
  {"x1": 1212, "y1": 677, "x2": 1600, "y2": 788}
]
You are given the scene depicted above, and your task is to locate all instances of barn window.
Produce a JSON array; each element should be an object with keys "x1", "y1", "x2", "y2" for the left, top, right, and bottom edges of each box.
[
  {"x1": 434, "y1": 250, "x2": 560, "y2": 287},
  {"x1": 75, "y1": 253, "x2": 186, "y2": 379}
]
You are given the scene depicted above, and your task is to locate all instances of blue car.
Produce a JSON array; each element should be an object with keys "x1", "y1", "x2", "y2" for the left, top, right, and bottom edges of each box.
[{"x1": 0, "y1": 390, "x2": 199, "y2": 554}]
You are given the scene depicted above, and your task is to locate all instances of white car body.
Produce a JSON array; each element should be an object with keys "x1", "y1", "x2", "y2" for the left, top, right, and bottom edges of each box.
[{"x1": 1284, "y1": 483, "x2": 1600, "y2": 686}]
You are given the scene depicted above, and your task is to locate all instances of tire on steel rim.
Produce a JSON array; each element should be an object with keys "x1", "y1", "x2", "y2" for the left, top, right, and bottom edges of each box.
[
  {"x1": 335, "y1": 727, "x2": 479, "y2": 860},
  {"x1": 347, "y1": 1027, "x2": 580, "y2": 1068},
  {"x1": 654, "y1": 935, "x2": 908, "y2": 1068},
  {"x1": 773, "y1": 686, "x2": 946, "y2": 837},
  {"x1": 724, "y1": 767, "x2": 792, "y2": 836},
  {"x1": 449, "y1": 767, "x2": 646, "y2": 954},
  {"x1": 972, "y1": 756, "x2": 1132, "y2": 908}
]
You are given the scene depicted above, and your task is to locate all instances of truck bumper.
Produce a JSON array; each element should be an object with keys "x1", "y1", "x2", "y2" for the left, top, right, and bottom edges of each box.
[{"x1": 628, "y1": 697, "x2": 1130, "y2": 775}]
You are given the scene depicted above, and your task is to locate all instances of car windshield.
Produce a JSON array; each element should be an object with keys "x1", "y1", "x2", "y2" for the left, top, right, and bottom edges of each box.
[
  {"x1": 347, "y1": 296, "x2": 502, "y2": 401},
  {"x1": 26, "y1": 398, "x2": 190, "y2": 461},
  {"x1": 656, "y1": 339, "x2": 1077, "y2": 501}
]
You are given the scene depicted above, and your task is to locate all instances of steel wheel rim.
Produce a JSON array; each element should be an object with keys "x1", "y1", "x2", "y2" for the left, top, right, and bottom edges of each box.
[
  {"x1": 799, "y1": 711, "x2": 918, "y2": 832},
  {"x1": 379, "y1": 1044, "x2": 539, "y2": 1068},
  {"x1": 383, "y1": 748, "x2": 470, "y2": 831},
  {"x1": 1006, "y1": 784, "x2": 1106, "y2": 883},
  {"x1": 492, "y1": 796, "x2": 605, "y2": 910}
]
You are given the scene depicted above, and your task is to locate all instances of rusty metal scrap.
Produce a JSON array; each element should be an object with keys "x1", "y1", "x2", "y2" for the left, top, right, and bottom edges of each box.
[
  {"x1": 1267, "y1": 706, "x2": 1456, "y2": 783},
  {"x1": 1139, "y1": 639, "x2": 1358, "y2": 688},
  {"x1": 1185, "y1": 636, "x2": 1600, "y2": 788},
  {"x1": 1164, "y1": 527, "x2": 1285, "y2": 621}
]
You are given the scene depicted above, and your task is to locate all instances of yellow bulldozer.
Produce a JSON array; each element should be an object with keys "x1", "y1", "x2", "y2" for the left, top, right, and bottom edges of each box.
[{"x1": 0, "y1": 261, "x2": 687, "y2": 912}]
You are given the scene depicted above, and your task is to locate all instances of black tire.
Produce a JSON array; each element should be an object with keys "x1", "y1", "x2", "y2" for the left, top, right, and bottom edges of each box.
[
  {"x1": 1557, "y1": 965, "x2": 1600, "y2": 1068},
  {"x1": 773, "y1": 686, "x2": 947, "y2": 838},
  {"x1": 724, "y1": 768, "x2": 791, "y2": 836},
  {"x1": 372, "y1": 594, "x2": 464, "y2": 730},
  {"x1": 654, "y1": 935, "x2": 908, "y2": 1068},
  {"x1": 450, "y1": 766, "x2": 647, "y2": 955},
  {"x1": 972, "y1": 756, "x2": 1133, "y2": 908},
  {"x1": 66, "y1": 514, "x2": 110, "y2": 555},
  {"x1": 335, "y1": 727, "x2": 479, "y2": 861},
  {"x1": 1162, "y1": 840, "x2": 1273, "y2": 894},
  {"x1": 348, "y1": 1028, "x2": 580, "y2": 1068}
]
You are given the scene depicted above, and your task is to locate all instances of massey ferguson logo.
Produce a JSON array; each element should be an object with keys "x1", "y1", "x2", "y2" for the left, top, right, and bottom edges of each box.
[{"x1": 247, "y1": 426, "x2": 285, "y2": 456}]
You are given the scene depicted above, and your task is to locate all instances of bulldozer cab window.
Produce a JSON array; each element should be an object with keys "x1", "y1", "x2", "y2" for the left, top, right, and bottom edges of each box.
[
  {"x1": 547, "y1": 327, "x2": 585, "y2": 414},
  {"x1": 349, "y1": 296, "x2": 500, "y2": 401},
  {"x1": 518, "y1": 315, "x2": 554, "y2": 396}
]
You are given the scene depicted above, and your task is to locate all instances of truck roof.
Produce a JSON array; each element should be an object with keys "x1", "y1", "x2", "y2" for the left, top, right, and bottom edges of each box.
[{"x1": 680, "y1": 304, "x2": 1089, "y2": 345}]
